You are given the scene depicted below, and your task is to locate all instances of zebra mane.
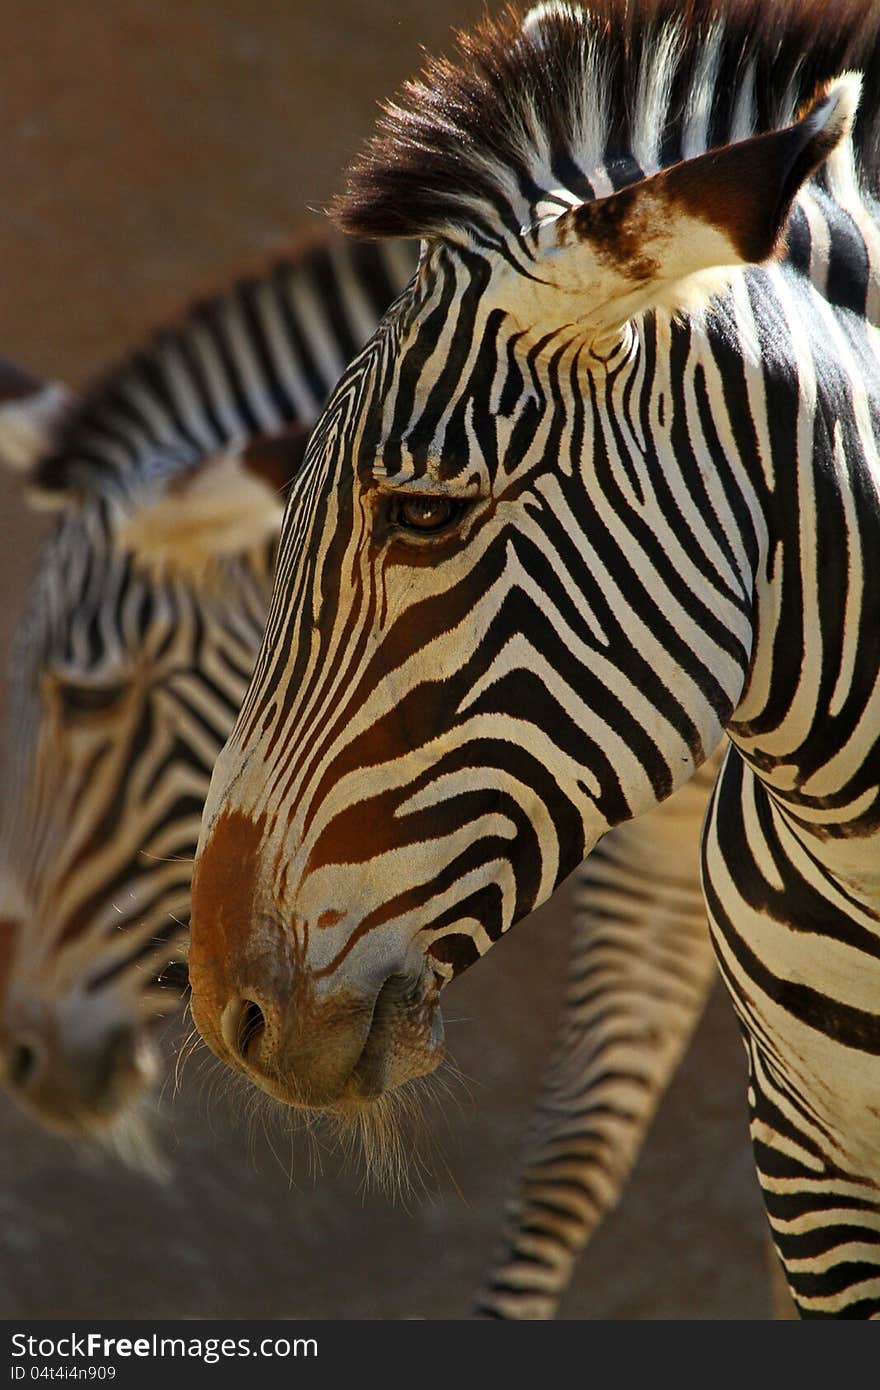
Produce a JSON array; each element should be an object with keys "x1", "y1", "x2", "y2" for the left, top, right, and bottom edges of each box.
[
  {"x1": 332, "y1": 0, "x2": 880, "y2": 248},
  {"x1": 30, "y1": 226, "x2": 364, "y2": 507}
]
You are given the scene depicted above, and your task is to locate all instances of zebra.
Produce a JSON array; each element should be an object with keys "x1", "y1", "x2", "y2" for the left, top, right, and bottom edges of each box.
[
  {"x1": 188, "y1": 0, "x2": 880, "y2": 1319},
  {"x1": 0, "y1": 228, "x2": 723, "y2": 1315},
  {"x1": 0, "y1": 231, "x2": 415, "y2": 1143}
]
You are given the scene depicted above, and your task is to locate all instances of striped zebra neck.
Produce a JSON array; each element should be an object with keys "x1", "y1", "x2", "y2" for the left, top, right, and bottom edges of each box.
[{"x1": 647, "y1": 270, "x2": 880, "y2": 893}]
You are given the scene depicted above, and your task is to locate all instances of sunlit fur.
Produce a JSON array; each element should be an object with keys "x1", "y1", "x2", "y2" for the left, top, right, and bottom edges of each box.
[{"x1": 191, "y1": 1, "x2": 880, "y2": 1317}]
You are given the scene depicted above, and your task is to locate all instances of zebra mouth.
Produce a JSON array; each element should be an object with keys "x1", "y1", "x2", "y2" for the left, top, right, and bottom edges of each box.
[
  {"x1": 218, "y1": 975, "x2": 445, "y2": 1111},
  {"x1": 348, "y1": 975, "x2": 446, "y2": 1102}
]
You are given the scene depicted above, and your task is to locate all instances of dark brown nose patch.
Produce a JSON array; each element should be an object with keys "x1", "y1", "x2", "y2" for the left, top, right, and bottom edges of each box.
[{"x1": 189, "y1": 808, "x2": 269, "y2": 1030}]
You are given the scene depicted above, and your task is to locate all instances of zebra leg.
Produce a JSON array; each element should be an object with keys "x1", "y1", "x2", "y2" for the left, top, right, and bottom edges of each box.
[
  {"x1": 766, "y1": 1240, "x2": 800, "y2": 1319},
  {"x1": 703, "y1": 748, "x2": 880, "y2": 1318},
  {"x1": 475, "y1": 755, "x2": 720, "y2": 1318}
]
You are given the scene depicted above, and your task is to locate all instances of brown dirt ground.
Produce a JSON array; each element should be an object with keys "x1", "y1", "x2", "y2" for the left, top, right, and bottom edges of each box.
[{"x1": 0, "y1": 1, "x2": 771, "y2": 1319}]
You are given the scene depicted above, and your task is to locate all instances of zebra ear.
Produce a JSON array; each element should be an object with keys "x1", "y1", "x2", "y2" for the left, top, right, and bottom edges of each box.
[
  {"x1": 118, "y1": 421, "x2": 312, "y2": 574},
  {"x1": 530, "y1": 74, "x2": 860, "y2": 341},
  {"x1": 0, "y1": 359, "x2": 74, "y2": 481}
]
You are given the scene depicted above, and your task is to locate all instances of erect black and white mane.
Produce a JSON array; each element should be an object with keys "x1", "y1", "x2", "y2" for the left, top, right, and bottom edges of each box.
[{"x1": 334, "y1": 0, "x2": 880, "y2": 249}]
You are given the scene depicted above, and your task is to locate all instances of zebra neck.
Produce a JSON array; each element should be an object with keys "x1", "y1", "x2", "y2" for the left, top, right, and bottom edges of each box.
[
  {"x1": 719, "y1": 267, "x2": 880, "y2": 871},
  {"x1": 730, "y1": 757, "x2": 880, "y2": 913}
]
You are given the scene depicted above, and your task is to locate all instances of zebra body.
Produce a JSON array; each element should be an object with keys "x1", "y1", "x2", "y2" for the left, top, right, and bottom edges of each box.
[
  {"x1": 188, "y1": 0, "x2": 880, "y2": 1317},
  {"x1": 0, "y1": 225, "x2": 722, "y2": 1314}
]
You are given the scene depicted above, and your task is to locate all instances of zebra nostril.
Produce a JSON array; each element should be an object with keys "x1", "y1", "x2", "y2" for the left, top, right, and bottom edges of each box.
[
  {"x1": 8, "y1": 1042, "x2": 38, "y2": 1089},
  {"x1": 237, "y1": 999, "x2": 266, "y2": 1061},
  {"x1": 219, "y1": 997, "x2": 267, "y2": 1063}
]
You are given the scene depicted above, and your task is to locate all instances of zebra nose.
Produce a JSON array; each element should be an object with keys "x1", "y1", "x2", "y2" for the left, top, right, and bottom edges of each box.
[
  {"x1": 220, "y1": 996, "x2": 267, "y2": 1063},
  {"x1": 198, "y1": 962, "x2": 446, "y2": 1111},
  {"x1": 6, "y1": 1036, "x2": 40, "y2": 1089},
  {"x1": 207, "y1": 982, "x2": 376, "y2": 1107},
  {"x1": 2, "y1": 1020, "x2": 156, "y2": 1128},
  {"x1": 3, "y1": 1024, "x2": 138, "y2": 1093}
]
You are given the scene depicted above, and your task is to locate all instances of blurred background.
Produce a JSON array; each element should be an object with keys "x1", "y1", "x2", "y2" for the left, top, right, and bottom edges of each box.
[{"x1": 0, "y1": 0, "x2": 769, "y2": 1318}]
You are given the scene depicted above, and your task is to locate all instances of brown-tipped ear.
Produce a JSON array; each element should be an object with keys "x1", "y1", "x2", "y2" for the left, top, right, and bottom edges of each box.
[
  {"x1": 592, "y1": 73, "x2": 861, "y2": 267},
  {"x1": 117, "y1": 422, "x2": 313, "y2": 578},
  {"x1": 0, "y1": 358, "x2": 74, "y2": 475},
  {"x1": 525, "y1": 74, "x2": 860, "y2": 340}
]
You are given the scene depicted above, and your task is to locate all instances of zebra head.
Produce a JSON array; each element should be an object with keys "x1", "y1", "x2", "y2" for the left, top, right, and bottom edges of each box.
[
  {"x1": 0, "y1": 233, "x2": 416, "y2": 1141},
  {"x1": 189, "y1": 6, "x2": 862, "y2": 1114},
  {"x1": 0, "y1": 360, "x2": 300, "y2": 1138}
]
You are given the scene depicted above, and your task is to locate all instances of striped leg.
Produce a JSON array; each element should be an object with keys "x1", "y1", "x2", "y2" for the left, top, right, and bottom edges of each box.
[
  {"x1": 703, "y1": 749, "x2": 880, "y2": 1318},
  {"x1": 767, "y1": 1239, "x2": 800, "y2": 1319},
  {"x1": 475, "y1": 756, "x2": 719, "y2": 1318}
]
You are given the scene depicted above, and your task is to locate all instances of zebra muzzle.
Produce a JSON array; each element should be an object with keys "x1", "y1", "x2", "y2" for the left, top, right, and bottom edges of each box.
[{"x1": 197, "y1": 961, "x2": 445, "y2": 1111}]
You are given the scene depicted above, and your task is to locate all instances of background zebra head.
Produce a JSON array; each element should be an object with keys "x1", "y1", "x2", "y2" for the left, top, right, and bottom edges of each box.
[
  {"x1": 189, "y1": 1, "x2": 873, "y2": 1114},
  {"x1": 0, "y1": 359, "x2": 300, "y2": 1140},
  {"x1": 0, "y1": 234, "x2": 415, "y2": 1142}
]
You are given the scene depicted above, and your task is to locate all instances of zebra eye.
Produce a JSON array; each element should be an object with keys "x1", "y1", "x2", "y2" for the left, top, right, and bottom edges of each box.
[
  {"x1": 56, "y1": 681, "x2": 128, "y2": 718},
  {"x1": 394, "y1": 495, "x2": 461, "y2": 534}
]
